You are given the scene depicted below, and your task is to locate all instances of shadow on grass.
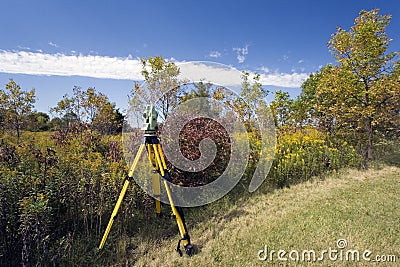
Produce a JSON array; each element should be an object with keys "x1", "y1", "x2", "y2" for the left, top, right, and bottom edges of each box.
[
  {"x1": 380, "y1": 150, "x2": 400, "y2": 167},
  {"x1": 221, "y1": 208, "x2": 249, "y2": 223}
]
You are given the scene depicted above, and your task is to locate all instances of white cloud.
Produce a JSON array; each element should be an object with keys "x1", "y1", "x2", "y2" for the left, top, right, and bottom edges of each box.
[
  {"x1": 48, "y1": 41, "x2": 59, "y2": 48},
  {"x1": 209, "y1": 51, "x2": 221, "y2": 58},
  {"x1": 258, "y1": 72, "x2": 309, "y2": 88},
  {"x1": 165, "y1": 57, "x2": 176, "y2": 62},
  {"x1": 0, "y1": 50, "x2": 308, "y2": 88},
  {"x1": 258, "y1": 66, "x2": 270, "y2": 73},
  {"x1": 233, "y1": 45, "x2": 249, "y2": 63},
  {"x1": 177, "y1": 62, "x2": 308, "y2": 89},
  {"x1": 17, "y1": 45, "x2": 31, "y2": 50},
  {"x1": 177, "y1": 61, "x2": 243, "y2": 90},
  {"x1": 0, "y1": 50, "x2": 143, "y2": 80}
]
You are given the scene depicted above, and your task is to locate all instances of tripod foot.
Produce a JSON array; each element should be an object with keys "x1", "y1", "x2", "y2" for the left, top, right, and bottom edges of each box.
[
  {"x1": 184, "y1": 244, "x2": 194, "y2": 256},
  {"x1": 176, "y1": 244, "x2": 194, "y2": 257}
]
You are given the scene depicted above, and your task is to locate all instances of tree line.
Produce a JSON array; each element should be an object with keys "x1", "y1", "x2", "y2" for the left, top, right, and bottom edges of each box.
[{"x1": 0, "y1": 82, "x2": 124, "y2": 137}]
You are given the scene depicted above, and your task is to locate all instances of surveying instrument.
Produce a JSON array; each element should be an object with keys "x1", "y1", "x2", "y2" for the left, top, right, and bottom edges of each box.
[{"x1": 99, "y1": 105, "x2": 194, "y2": 256}]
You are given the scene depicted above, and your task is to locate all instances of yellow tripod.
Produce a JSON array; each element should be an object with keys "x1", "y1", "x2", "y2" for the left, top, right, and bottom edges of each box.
[{"x1": 98, "y1": 105, "x2": 193, "y2": 256}]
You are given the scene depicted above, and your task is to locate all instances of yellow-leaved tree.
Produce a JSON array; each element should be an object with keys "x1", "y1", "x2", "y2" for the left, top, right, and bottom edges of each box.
[{"x1": 306, "y1": 9, "x2": 399, "y2": 161}]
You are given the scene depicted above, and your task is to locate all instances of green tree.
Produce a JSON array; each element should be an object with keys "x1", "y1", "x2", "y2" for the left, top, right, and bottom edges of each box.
[
  {"x1": 291, "y1": 97, "x2": 309, "y2": 130},
  {"x1": 0, "y1": 106, "x2": 5, "y2": 133},
  {"x1": 308, "y1": 9, "x2": 399, "y2": 160},
  {"x1": 51, "y1": 86, "x2": 82, "y2": 124},
  {"x1": 49, "y1": 117, "x2": 63, "y2": 130},
  {"x1": 270, "y1": 87, "x2": 316, "y2": 131},
  {"x1": 52, "y1": 86, "x2": 122, "y2": 134},
  {"x1": 61, "y1": 112, "x2": 79, "y2": 128},
  {"x1": 0, "y1": 79, "x2": 36, "y2": 138},
  {"x1": 129, "y1": 56, "x2": 182, "y2": 121},
  {"x1": 301, "y1": 67, "x2": 339, "y2": 133},
  {"x1": 180, "y1": 81, "x2": 213, "y2": 115},
  {"x1": 27, "y1": 111, "x2": 50, "y2": 132},
  {"x1": 92, "y1": 104, "x2": 124, "y2": 134},
  {"x1": 270, "y1": 90, "x2": 294, "y2": 130},
  {"x1": 299, "y1": 72, "x2": 323, "y2": 128},
  {"x1": 238, "y1": 72, "x2": 269, "y2": 124}
]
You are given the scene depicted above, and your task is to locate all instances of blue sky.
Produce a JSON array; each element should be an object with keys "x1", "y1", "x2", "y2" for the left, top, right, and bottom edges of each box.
[{"x1": 0, "y1": 0, "x2": 399, "y2": 114}]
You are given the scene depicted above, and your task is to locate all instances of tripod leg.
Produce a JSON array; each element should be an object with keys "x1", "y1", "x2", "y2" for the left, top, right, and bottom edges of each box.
[
  {"x1": 99, "y1": 143, "x2": 145, "y2": 249},
  {"x1": 162, "y1": 179, "x2": 193, "y2": 256},
  {"x1": 152, "y1": 144, "x2": 165, "y2": 176},
  {"x1": 163, "y1": 180, "x2": 186, "y2": 238},
  {"x1": 145, "y1": 144, "x2": 161, "y2": 213},
  {"x1": 152, "y1": 171, "x2": 161, "y2": 214},
  {"x1": 152, "y1": 145, "x2": 193, "y2": 256},
  {"x1": 156, "y1": 143, "x2": 167, "y2": 169}
]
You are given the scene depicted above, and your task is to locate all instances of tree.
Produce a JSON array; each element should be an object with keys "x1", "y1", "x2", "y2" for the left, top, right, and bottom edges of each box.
[
  {"x1": 0, "y1": 105, "x2": 5, "y2": 133},
  {"x1": 180, "y1": 81, "x2": 213, "y2": 115},
  {"x1": 270, "y1": 90, "x2": 294, "y2": 130},
  {"x1": 49, "y1": 117, "x2": 63, "y2": 130},
  {"x1": 51, "y1": 86, "x2": 82, "y2": 126},
  {"x1": 92, "y1": 104, "x2": 124, "y2": 135},
  {"x1": 26, "y1": 112, "x2": 51, "y2": 132},
  {"x1": 301, "y1": 66, "x2": 340, "y2": 134},
  {"x1": 306, "y1": 9, "x2": 400, "y2": 160},
  {"x1": 299, "y1": 72, "x2": 323, "y2": 128},
  {"x1": 61, "y1": 112, "x2": 79, "y2": 128},
  {"x1": 291, "y1": 96, "x2": 310, "y2": 130},
  {"x1": 51, "y1": 86, "x2": 123, "y2": 134},
  {"x1": 129, "y1": 56, "x2": 183, "y2": 121},
  {"x1": 238, "y1": 72, "x2": 269, "y2": 124},
  {"x1": 0, "y1": 79, "x2": 36, "y2": 138}
]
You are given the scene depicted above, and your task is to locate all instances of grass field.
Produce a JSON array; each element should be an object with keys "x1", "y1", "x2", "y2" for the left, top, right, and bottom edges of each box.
[{"x1": 129, "y1": 163, "x2": 400, "y2": 266}]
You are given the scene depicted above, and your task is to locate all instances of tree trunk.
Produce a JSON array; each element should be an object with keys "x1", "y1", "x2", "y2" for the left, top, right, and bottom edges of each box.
[
  {"x1": 16, "y1": 123, "x2": 20, "y2": 140},
  {"x1": 367, "y1": 117, "x2": 373, "y2": 160}
]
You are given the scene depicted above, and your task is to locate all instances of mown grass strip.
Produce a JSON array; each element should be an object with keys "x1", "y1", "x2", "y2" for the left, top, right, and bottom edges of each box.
[{"x1": 133, "y1": 165, "x2": 400, "y2": 267}]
